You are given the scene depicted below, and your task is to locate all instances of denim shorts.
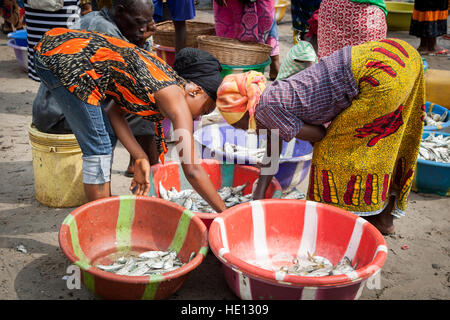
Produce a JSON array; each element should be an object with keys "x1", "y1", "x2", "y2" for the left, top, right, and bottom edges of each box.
[{"x1": 34, "y1": 55, "x2": 117, "y2": 185}]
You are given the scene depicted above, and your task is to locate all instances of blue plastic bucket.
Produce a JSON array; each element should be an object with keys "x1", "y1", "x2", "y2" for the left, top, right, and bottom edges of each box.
[
  {"x1": 422, "y1": 58, "x2": 428, "y2": 72},
  {"x1": 7, "y1": 29, "x2": 27, "y2": 47},
  {"x1": 412, "y1": 132, "x2": 450, "y2": 196},
  {"x1": 423, "y1": 102, "x2": 450, "y2": 132},
  {"x1": 193, "y1": 122, "x2": 313, "y2": 190}
]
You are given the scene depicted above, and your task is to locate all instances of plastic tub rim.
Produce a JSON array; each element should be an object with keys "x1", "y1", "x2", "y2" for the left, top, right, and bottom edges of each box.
[
  {"x1": 153, "y1": 43, "x2": 175, "y2": 52},
  {"x1": 423, "y1": 102, "x2": 450, "y2": 131},
  {"x1": 193, "y1": 122, "x2": 313, "y2": 163},
  {"x1": 58, "y1": 195, "x2": 208, "y2": 285},
  {"x1": 221, "y1": 57, "x2": 271, "y2": 69},
  {"x1": 385, "y1": 1, "x2": 414, "y2": 13},
  {"x1": 7, "y1": 39, "x2": 27, "y2": 50},
  {"x1": 150, "y1": 159, "x2": 282, "y2": 221},
  {"x1": 208, "y1": 199, "x2": 387, "y2": 288}
]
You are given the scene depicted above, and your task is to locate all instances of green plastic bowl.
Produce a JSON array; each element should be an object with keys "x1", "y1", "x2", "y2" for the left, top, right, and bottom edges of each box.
[
  {"x1": 220, "y1": 58, "x2": 271, "y2": 78},
  {"x1": 385, "y1": 1, "x2": 414, "y2": 31}
]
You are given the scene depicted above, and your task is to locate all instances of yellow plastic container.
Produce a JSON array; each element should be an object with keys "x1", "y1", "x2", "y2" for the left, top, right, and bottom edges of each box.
[
  {"x1": 385, "y1": 1, "x2": 414, "y2": 31},
  {"x1": 425, "y1": 69, "x2": 450, "y2": 110},
  {"x1": 275, "y1": 0, "x2": 288, "y2": 24},
  {"x1": 28, "y1": 123, "x2": 87, "y2": 208}
]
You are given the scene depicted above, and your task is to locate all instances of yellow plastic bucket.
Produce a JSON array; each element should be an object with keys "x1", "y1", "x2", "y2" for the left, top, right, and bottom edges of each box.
[
  {"x1": 425, "y1": 69, "x2": 450, "y2": 110},
  {"x1": 28, "y1": 123, "x2": 87, "y2": 207}
]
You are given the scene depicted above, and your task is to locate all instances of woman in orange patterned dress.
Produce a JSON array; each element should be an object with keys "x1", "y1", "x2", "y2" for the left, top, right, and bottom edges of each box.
[{"x1": 34, "y1": 28, "x2": 226, "y2": 212}]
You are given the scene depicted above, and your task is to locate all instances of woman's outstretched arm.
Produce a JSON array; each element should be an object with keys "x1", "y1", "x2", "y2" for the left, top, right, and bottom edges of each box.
[
  {"x1": 106, "y1": 101, "x2": 151, "y2": 196},
  {"x1": 156, "y1": 85, "x2": 226, "y2": 213}
]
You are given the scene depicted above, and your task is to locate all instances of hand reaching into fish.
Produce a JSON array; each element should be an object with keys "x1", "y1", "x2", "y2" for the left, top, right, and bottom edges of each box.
[{"x1": 130, "y1": 158, "x2": 151, "y2": 196}]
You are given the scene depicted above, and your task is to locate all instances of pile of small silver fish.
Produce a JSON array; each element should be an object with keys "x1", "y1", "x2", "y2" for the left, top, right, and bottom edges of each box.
[
  {"x1": 95, "y1": 250, "x2": 189, "y2": 276},
  {"x1": 424, "y1": 110, "x2": 448, "y2": 128},
  {"x1": 278, "y1": 253, "x2": 356, "y2": 277},
  {"x1": 418, "y1": 133, "x2": 450, "y2": 163},
  {"x1": 159, "y1": 182, "x2": 307, "y2": 213},
  {"x1": 159, "y1": 181, "x2": 251, "y2": 213},
  {"x1": 221, "y1": 142, "x2": 296, "y2": 163},
  {"x1": 281, "y1": 188, "x2": 306, "y2": 200},
  {"x1": 223, "y1": 142, "x2": 266, "y2": 163}
]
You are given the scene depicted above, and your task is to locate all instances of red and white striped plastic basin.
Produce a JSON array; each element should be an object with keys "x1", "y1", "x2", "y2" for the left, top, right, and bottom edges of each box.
[{"x1": 208, "y1": 199, "x2": 387, "y2": 300}]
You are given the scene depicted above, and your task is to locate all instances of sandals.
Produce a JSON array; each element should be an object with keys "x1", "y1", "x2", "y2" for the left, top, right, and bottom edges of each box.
[{"x1": 426, "y1": 49, "x2": 449, "y2": 56}]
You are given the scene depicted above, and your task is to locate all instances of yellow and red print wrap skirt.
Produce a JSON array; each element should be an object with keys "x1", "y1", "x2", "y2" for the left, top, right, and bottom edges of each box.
[{"x1": 307, "y1": 39, "x2": 425, "y2": 217}]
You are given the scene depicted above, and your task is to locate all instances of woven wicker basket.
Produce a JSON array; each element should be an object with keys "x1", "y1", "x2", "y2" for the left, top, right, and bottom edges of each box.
[
  {"x1": 197, "y1": 35, "x2": 273, "y2": 66},
  {"x1": 153, "y1": 21, "x2": 216, "y2": 48}
]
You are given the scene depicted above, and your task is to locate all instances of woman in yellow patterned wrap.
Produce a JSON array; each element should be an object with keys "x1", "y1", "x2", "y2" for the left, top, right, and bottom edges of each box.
[
  {"x1": 217, "y1": 38, "x2": 425, "y2": 234},
  {"x1": 309, "y1": 39, "x2": 425, "y2": 234}
]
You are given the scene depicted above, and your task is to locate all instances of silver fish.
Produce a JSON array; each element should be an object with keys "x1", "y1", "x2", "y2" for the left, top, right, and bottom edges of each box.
[
  {"x1": 418, "y1": 133, "x2": 450, "y2": 163},
  {"x1": 159, "y1": 181, "x2": 169, "y2": 200},
  {"x1": 96, "y1": 263, "x2": 125, "y2": 272},
  {"x1": 183, "y1": 198, "x2": 193, "y2": 211},
  {"x1": 424, "y1": 110, "x2": 447, "y2": 128},
  {"x1": 281, "y1": 188, "x2": 306, "y2": 200},
  {"x1": 163, "y1": 183, "x2": 250, "y2": 213},
  {"x1": 95, "y1": 250, "x2": 185, "y2": 276},
  {"x1": 139, "y1": 250, "x2": 166, "y2": 259},
  {"x1": 276, "y1": 252, "x2": 355, "y2": 277}
]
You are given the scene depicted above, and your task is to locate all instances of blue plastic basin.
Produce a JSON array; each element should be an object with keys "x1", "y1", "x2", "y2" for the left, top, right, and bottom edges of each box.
[
  {"x1": 193, "y1": 122, "x2": 313, "y2": 190},
  {"x1": 423, "y1": 102, "x2": 450, "y2": 132},
  {"x1": 7, "y1": 29, "x2": 27, "y2": 47},
  {"x1": 412, "y1": 132, "x2": 450, "y2": 196}
]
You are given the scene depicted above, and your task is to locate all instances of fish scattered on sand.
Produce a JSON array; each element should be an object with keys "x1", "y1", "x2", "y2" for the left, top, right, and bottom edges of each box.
[
  {"x1": 16, "y1": 244, "x2": 27, "y2": 253},
  {"x1": 95, "y1": 250, "x2": 189, "y2": 276},
  {"x1": 418, "y1": 132, "x2": 450, "y2": 163}
]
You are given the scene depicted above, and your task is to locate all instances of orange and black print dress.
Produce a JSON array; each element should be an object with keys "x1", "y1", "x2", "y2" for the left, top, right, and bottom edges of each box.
[{"x1": 34, "y1": 28, "x2": 186, "y2": 162}]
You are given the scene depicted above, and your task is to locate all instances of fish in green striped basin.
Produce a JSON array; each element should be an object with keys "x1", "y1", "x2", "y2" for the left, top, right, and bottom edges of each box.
[{"x1": 95, "y1": 250, "x2": 194, "y2": 276}]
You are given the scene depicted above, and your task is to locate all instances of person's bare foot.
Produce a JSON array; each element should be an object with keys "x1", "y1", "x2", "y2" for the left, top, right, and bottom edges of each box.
[
  {"x1": 364, "y1": 196, "x2": 396, "y2": 235},
  {"x1": 417, "y1": 37, "x2": 429, "y2": 54},
  {"x1": 417, "y1": 46, "x2": 429, "y2": 55},
  {"x1": 365, "y1": 213, "x2": 395, "y2": 235},
  {"x1": 426, "y1": 37, "x2": 448, "y2": 55}
]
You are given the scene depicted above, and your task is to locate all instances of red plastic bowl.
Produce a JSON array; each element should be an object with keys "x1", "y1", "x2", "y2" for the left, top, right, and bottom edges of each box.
[
  {"x1": 150, "y1": 159, "x2": 282, "y2": 229},
  {"x1": 208, "y1": 199, "x2": 387, "y2": 300},
  {"x1": 58, "y1": 195, "x2": 208, "y2": 300},
  {"x1": 154, "y1": 43, "x2": 175, "y2": 67}
]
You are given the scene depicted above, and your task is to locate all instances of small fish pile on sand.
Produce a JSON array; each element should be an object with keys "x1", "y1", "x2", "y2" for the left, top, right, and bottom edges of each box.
[
  {"x1": 95, "y1": 250, "x2": 189, "y2": 276},
  {"x1": 418, "y1": 132, "x2": 450, "y2": 163}
]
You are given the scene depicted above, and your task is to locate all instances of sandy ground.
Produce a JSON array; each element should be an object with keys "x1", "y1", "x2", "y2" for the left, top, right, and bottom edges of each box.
[{"x1": 0, "y1": 7, "x2": 449, "y2": 301}]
